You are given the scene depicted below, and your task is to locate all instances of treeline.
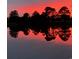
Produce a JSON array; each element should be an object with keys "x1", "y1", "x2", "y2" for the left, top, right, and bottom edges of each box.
[{"x1": 7, "y1": 6, "x2": 72, "y2": 41}]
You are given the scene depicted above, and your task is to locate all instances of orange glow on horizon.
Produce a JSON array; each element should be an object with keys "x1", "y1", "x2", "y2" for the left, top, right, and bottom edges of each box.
[{"x1": 8, "y1": 0, "x2": 72, "y2": 16}]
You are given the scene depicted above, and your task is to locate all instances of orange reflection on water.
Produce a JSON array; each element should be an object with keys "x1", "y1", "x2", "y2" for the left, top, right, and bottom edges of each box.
[{"x1": 17, "y1": 29, "x2": 72, "y2": 46}]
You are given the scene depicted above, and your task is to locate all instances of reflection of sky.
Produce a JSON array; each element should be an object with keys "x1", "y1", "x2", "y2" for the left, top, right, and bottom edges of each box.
[
  {"x1": 7, "y1": 29, "x2": 72, "y2": 59},
  {"x1": 7, "y1": 39, "x2": 72, "y2": 59},
  {"x1": 7, "y1": 28, "x2": 72, "y2": 46},
  {"x1": 7, "y1": 0, "x2": 72, "y2": 16}
]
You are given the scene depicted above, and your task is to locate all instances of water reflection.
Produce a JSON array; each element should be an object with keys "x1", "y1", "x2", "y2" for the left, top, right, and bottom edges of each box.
[
  {"x1": 8, "y1": 27, "x2": 72, "y2": 42},
  {"x1": 7, "y1": 6, "x2": 72, "y2": 41},
  {"x1": 7, "y1": 6, "x2": 72, "y2": 59}
]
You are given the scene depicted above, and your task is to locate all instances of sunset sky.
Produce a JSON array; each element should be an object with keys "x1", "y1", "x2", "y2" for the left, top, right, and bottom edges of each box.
[
  {"x1": 7, "y1": 0, "x2": 72, "y2": 45},
  {"x1": 7, "y1": 0, "x2": 72, "y2": 16},
  {"x1": 7, "y1": 0, "x2": 72, "y2": 44}
]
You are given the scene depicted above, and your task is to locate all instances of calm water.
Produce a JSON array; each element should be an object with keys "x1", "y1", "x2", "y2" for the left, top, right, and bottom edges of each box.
[{"x1": 7, "y1": 29, "x2": 72, "y2": 59}]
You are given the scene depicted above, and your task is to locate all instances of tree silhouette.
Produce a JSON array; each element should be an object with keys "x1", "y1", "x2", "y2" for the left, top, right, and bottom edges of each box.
[
  {"x1": 7, "y1": 6, "x2": 72, "y2": 41},
  {"x1": 8, "y1": 10, "x2": 20, "y2": 37},
  {"x1": 19, "y1": 13, "x2": 30, "y2": 35},
  {"x1": 30, "y1": 11, "x2": 41, "y2": 35},
  {"x1": 59, "y1": 6, "x2": 70, "y2": 15},
  {"x1": 58, "y1": 6, "x2": 72, "y2": 41}
]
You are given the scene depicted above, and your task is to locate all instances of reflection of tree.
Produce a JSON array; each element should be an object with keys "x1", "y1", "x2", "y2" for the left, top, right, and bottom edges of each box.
[{"x1": 7, "y1": 6, "x2": 72, "y2": 41}]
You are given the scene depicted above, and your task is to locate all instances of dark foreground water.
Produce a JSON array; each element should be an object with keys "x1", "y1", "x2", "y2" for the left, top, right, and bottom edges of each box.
[{"x1": 7, "y1": 30, "x2": 72, "y2": 59}]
